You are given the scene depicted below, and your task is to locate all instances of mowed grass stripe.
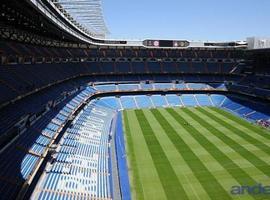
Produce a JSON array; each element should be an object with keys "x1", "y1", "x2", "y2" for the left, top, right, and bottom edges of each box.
[
  {"x1": 195, "y1": 107, "x2": 270, "y2": 159},
  {"x1": 170, "y1": 108, "x2": 258, "y2": 186},
  {"x1": 143, "y1": 109, "x2": 211, "y2": 200},
  {"x1": 210, "y1": 107, "x2": 270, "y2": 140},
  {"x1": 187, "y1": 108, "x2": 270, "y2": 188},
  {"x1": 159, "y1": 109, "x2": 255, "y2": 200},
  {"x1": 195, "y1": 107, "x2": 270, "y2": 177},
  {"x1": 123, "y1": 110, "x2": 144, "y2": 200},
  {"x1": 135, "y1": 110, "x2": 189, "y2": 200},
  {"x1": 207, "y1": 108, "x2": 270, "y2": 145},
  {"x1": 169, "y1": 108, "x2": 265, "y2": 200},
  {"x1": 202, "y1": 107, "x2": 270, "y2": 154},
  {"x1": 177, "y1": 108, "x2": 269, "y2": 177},
  {"x1": 125, "y1": 110, "x2": 167, "y2": 200},
  {"x1": 151, "y1": 109, "x2": 232, "y2": 200}
]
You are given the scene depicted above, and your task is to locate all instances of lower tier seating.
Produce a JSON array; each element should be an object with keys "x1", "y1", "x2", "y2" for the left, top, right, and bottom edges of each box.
[
  {"x1": 96, "y1": 94, "x2": 270, "y2": 122},
  {"x1": 31, "y1": 103, "x2": 115, "y2": 199},
  {"x1": 0, "y1": 87, "x2": 95, "y2": 199},
  {"x1": 0, "y1": 86, "x2": 269, "y2": 199}
]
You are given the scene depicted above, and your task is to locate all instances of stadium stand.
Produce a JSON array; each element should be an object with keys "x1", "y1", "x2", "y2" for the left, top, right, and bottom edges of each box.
[
  {"x1": 96, "y1": 92, "x2": 270, "y2": 122},
  {"x1": 135, "y1": 95, "x2": 154, "y2": 108},
  {"x1": 31, "y1": 103, "x2": 116, "y2": 199},
  {"x1": 166, "y1": 94, "x2": 182, "y2": 106},
  {"x1": 0, "y1": 87, "x2": 96, "y2": 199},
  {"x1": 0, "y1": 45, "x2": 269, "y2": 198},
  {"x1": 120, "y1": 96, "x2": 137, "y2": 109},
  {"x1": 0, "y1": 1, "x2": 270, "y2": 198}
]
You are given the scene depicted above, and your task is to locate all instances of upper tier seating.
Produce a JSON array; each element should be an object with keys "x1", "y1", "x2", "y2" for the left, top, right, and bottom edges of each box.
[
  {"x1": 0, "y1": 61, "x2": 241, "y2": 105},
  {"x1": 1, "y1": 41, "x2": 242, "y2": 60},
  {"x1": 0, "y1": 64, "x2": 94, "y2": 105},
  {"x1": 0, "y1": 78, "x2": 94, "y2": 135}
]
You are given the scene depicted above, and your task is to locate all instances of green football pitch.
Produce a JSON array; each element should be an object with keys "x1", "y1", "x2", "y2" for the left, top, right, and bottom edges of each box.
[{"x1": 123, "y1": 107, "x2": 270, "y2": 200}]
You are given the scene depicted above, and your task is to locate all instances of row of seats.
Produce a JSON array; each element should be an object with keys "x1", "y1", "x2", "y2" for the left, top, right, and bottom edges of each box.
[
  {"x1": 0, "y1": 77, "x2": 92, "y2": 135},
  {"x1": 239, "y1": 75, "x2": 270, "y2": 89},
  {"x1": 0, "y1": 75, "x2": 264, "y2": 141},
  {"x1": 94, "y1": 83, "x2": 218, "y2": 92},
  {"x1": 97, "y1": 94, "x2": 216, "y2": 109},
  {"x1": 0, "y1": 64, "x2": 92, "y2": 104},
  {"x1": 31, "y1": 103, "x2": 116, "y2": 199},
  {"x1": 1, "y1": 42, "x2": 89, "y2": 58},
  {"x1": 0, "y1": 62, "x2": 240, "y2": 106},
  {"x1": 0, "y1": 61, "x2": 241, "y2": 105},
  {"x1": 0, "y1": 87, "x2": 95, "y2": 199},
  {"x1": 88, "y1": 61, "x2": 238, "y2": 74},
  {"x1": 96, "y1": 94, "x2": 270, "y2": 122},
  {"x1": 0, "y1": 41, "x2": 241, "y2": 58},
  {"x1": 226, "y1": 72, "x2": 270, "y2": 99},
  {"x1": 0, "y1": 77, "x2": 228, "y2": 139},
  {"x1": 0, "y1": 84, "x2": 269, "y2": 199},
  {"x1": 227, "y1": 84, "x2": 270, "y2": 99},
  {"x1": 221, "y1": 96, "x2": 270, "y2": 121},
  {"x1": 0, "y1": 75, "x2": 264, "y2": 140},
  {"x1": 92, "y1": 74, "x2": 239, "y2": 83}
]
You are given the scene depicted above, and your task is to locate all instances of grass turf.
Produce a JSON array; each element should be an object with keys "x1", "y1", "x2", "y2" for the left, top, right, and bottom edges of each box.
[{"x1": 123, "y1": 107, "x2": 270, "y2": 200}]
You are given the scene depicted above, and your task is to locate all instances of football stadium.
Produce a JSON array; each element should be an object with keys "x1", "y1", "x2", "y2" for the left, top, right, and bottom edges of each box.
[{"x1": 0, "y1": 0, "x2": 270, "y2": 199}]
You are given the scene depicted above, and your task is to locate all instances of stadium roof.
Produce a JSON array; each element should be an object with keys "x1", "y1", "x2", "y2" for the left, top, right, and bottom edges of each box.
[{"x1": 52, "y1": 0, "x2": 109, "y2": 38}]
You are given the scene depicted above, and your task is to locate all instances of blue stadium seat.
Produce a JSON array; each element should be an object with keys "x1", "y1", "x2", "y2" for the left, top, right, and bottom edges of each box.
[
  {"x1": 162, "y1": 62, "x2": 177, "y2": 73},
  {"x1": 192, "y1": 62, "x2": 206, "y2": 73},
  {"x1": 151, "y1": 95, "x2": 167, "y2": 107},
  {"x1": 120, "y1": 96, "x2": 137, "y2": 109},
  {"x1": 95, "y1": 84, "x2": 117, "y2": 91},
  {"x1": 100, "y1": 62, "x2": 115, "y2": 73},
  {"x1": 140, "y1": 83, "x2": 153, "y2": 90},
  {"x1": 118, "y1": 84, "x2": 139, "y2": 91},
  {"x1": 187, "y1": 83, "x2": 208, "y2": 90},
  {"x1": 96, "y1": 97, "x2": 119, "y2": 109},
  {"x1": 135, "y1": 95, "x2": 153, "y2": 108},
  {"x1": 207, "y1": 62, "x2": 220, "y2": 73},
  {"x1": 33, "y1": 104, "x2": 114, "y2": 199},
  {"x1": 166, "y1": 95, "x2": 182, "y2": 106},
  {"x1": 196, "y1": 94, "x2": 212, "y2": 106},
  {"x1": 175, "y1": 83, "x2": 187, "y2": 89},
  {"x1": 147, "y1": 62, "x2": 162, "y2": 73},
  {"x1": 153, "y1": 83, "x2": 174, "y2": 90},
  {"x1": 178, "y1": 62, "x2": 191, "y2": 73},
  {"x1": 131, "y1": 62, "x2": 146, "y2": 73},
  {"x1": 115, "y1": 62, "x2": 131, "y2": 73},
  {"x1": 210, "y1": 94, "x2": 226, "y2": 106},
  {"x1": 181, "y1": 95, "x2": 198, "y2": 106}
]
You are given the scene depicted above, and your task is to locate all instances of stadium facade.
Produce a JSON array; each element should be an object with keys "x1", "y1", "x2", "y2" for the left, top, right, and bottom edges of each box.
[{"x1": 0, "y1": 0, "x2": 269, "y2": 199}]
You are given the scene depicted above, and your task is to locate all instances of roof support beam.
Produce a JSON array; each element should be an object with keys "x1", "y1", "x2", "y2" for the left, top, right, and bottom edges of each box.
[{"x1": 50, "y1": 0, "x2": 109, "y2": 38}]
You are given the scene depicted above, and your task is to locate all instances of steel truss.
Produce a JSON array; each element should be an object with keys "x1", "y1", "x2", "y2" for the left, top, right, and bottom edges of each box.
[{"x1": 51, "y1": 0, "x2": 109, "y2": 38}]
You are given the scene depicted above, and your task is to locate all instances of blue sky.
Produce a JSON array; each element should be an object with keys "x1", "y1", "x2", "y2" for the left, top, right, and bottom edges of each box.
[{"x1": 102, "y1": 0, "x2": 270, "y2": 41}]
